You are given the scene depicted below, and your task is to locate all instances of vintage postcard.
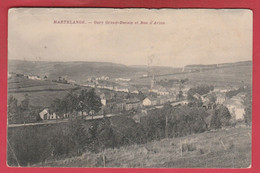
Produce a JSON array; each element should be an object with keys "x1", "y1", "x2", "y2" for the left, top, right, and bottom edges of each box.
[{"x1": 7, "y1": 8, "x2": 252, "y2": 168}]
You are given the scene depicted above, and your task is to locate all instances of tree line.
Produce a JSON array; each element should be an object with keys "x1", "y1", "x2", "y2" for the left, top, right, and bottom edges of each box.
[
  {"x1": 7, "y1": 88, "x2": 103, "y2": 123},
  {"x1": 8, "y1": 94, "x2": 40, "y2": 124},
  {"x1": 49, "y1": 88, "x2": 102, "y2": 119},
  {"x1": 8, "y1": 101, "x2": 232, "y2": 166},
  {"x1": 7, "y1": 85, "x2": 251, "y2": 166}
]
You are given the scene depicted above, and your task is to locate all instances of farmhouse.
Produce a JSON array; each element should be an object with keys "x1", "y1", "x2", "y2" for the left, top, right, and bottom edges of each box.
[
  {"x1": 39, "y1": 108, "x2": 49, "y2": 120},
  {"x1": 39, "y1": 108, "x2": 57, "y2": 120}
]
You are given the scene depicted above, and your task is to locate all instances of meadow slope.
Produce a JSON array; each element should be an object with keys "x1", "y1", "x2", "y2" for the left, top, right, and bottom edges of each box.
[{"x1": 35, "y1": 126, "x2": 251, "y2": 168}]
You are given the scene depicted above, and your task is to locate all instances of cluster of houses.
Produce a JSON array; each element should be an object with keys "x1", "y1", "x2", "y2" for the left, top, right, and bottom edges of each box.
[
  {"x1": 83, "y1": 81, "x2": 140, "y2": 94},
  {"x1": 37, "y1": 72, "x2": 248, "y2": 122},
  {"x1": 39, "y1": 108, "x2": 71, "y2": 120},
  {"x1": 8, "y1": 72, "x2": 47, "y2": 80},
  {"x1": 38, "y1": 92, "x2": 180, "y2": 120},
  {"x1": 87, "y1": 76, "x2": 109, "y2": 82},
  {"x1": 38, "y1": 87, "x2": 248, "y2": 122},
  {"x1": 142, "y1": 96, "x2": 176, "y2": 107},
  {"x1": 189, "y1": 88, "x2": 247, "y2": 120}
]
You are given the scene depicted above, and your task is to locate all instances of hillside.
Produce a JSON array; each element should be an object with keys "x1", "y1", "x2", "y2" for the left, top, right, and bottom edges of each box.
[
  {"x1": 8, "y1": 76, "x2": 80, "y2": 107},
  {"x1": 8, "y1": 60, "x2": 252, "y2": 87},
  {"x1": 8, "y1": 60, "x2": 146, "y2": 83},
  {"x1": 8, "y1": 60, "x2": 184, "y2": 84},
  {"x1": 179, "y1": 64, "x2": 251, "y2": 86},
  {"x1": 144, "y1": 61, "x2": 252, "y2": 87},
  {"x1": 33, "y1": 126, "x2": 251, "y2": 168}
]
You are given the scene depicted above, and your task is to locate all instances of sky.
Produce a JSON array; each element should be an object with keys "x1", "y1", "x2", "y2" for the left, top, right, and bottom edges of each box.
[{"x1": 8, "y1": 8, "x2": 252, "y2": 67}]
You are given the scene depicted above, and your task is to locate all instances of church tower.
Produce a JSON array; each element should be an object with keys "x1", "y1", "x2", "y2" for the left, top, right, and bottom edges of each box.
[{"x1": 151, "y1": 73, "x2": 156, "y2": 89}]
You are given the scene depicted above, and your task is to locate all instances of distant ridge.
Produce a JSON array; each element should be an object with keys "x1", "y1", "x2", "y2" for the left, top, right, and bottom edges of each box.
[
  {"x1": 185, "y1": 60, "x2": 252, "y2": 68},
  {"x1": 8, "y1": 59, "x2": 252, "y2": 84}
]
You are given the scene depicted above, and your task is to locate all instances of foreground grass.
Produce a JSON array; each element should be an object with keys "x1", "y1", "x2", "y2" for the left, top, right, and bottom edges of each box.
[{"x1": 34, "y1": 126, "x2": 251, "y2": 168}]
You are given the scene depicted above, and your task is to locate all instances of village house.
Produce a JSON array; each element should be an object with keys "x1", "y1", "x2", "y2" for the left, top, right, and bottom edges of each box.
[
  {"x1": 215, "y1": 92, "x2": 226, "y2": 104},
  {"x1": 83, "y1": 82, "x2": 96, "y2": 88},
  {"x1": 114, "y1": 86, "x2": 129, "y2": 93},
  {"x1": 39, "y1": 108, "x2": 58, "y2": 120},
  {"x1": 128, "y1": 86, "x2": 139, "y2": 94},
  {"x1": 86, "y1": 77, "x2": 96, "y2": 82},
  {"x1": 115, "y1": 78, "x2": 131, "y2": 82},
  {"x1": 223, "y1": 95, "x2": 245, "y2": 120},
  {"x1": 157, "y1": 95, "x2": 177, "y2": 105},
  {"x1": 27, "y1": 75, "x2": 41, "y2": 80},
  {"x1": 8, "y1": 73, "x2": 13, "y2": 79},
  {"x1": 125, "y1": 98, "x2": 143, "y2": 111},
  {"x1": 143, "y1": 97, "x2": 158, "y2": 107},
  {"x1": 95, "y1": 76, "x2": 109, "y2": 81},
  {"x1": 132, "y1": 112, "x2": 147, "y2": 123},
  {"x1": 99, "y1": 93, "x2": 109, "y2": 106},
  {"x1": 193, "y1": 93, "x2": 201, "y2": 100},
  {"x1": 68, "y1": 79, "x2": 76, "y2": 84},
  {"x1": 202, "y1": 100, "x2": 216, "y2": 110},
  {"x1": 149, "y1": 85, "x2": 170, "y2": 96}
]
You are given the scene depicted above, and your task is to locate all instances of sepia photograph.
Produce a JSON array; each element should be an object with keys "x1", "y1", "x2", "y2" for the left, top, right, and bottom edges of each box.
[{"x1": 7, "y1": 8, "x2": 252, "y2": 168}]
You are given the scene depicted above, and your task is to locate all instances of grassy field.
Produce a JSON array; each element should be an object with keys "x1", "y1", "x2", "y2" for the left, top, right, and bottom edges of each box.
[
  {"x1": 8, "y1": 76, "x2": 79, "y2": 107},
  {"x1": 133, "y1": 65, "x2": 252, "y2": 87},
  {"x1": 35, "y1": 126, "x2": 251, "y2": 168}
]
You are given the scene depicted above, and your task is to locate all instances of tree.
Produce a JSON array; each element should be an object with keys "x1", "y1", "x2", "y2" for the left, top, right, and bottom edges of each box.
[
  {"x1": 210, "y1": 111, "x2": 221, "y2": 129},
  {"x1": 207, "y1": 93, "x2": 217, "y2": 104},
  {"x1": 137, "y1": 91, "x2": 146, "y2": 101},
  {"x1": 8, "y1": 95, "x2": 18, "y2": 123},
  {"x1": 244, "y1": 106, "x2": 252, "y2": 125},
  {"x1": 243, "y1": 87, "x2": 252, "y2": 125},
  {"x1": 78, "y1": 89, "x2": 102, "y2": 119},
  {"x1": 125, "y1": 93, "x2": 131, "y2": 99},
  {"x1": 217, "y1": 105, "x2": 231, "y2": 126},
  {"x1": 50, "y1": 98, "x2": 64, "y2": 118},
  {"x1": 19, "y1": 96, "x2": 30, "y2": 124},
  {"x1": 64, "y1": 92, "x2": 78, "y2": 114},
  {"x1": 20, "y1": 96, "x2": 29, "y2": 111},
  {"x1": 188, "y1": 84, "x2": 214, "y2": 96},
  {"x1": 177, "y1": 90, "x2": 184, "y2": 101}
]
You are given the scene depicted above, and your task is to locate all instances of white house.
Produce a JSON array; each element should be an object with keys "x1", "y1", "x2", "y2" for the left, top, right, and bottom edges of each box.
[
  {"x1": 39, "y1": 108, "x2": 58, "y2": 120},
  {"x1": 49, "y1": 113, "x2": 57, "y2": 120},
  {"x1": 100, "y1": 93, "x2": 107, "y2": 106},
  {"x1": 39, "y1": 108, "x2": 49, "y2": 120}
]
